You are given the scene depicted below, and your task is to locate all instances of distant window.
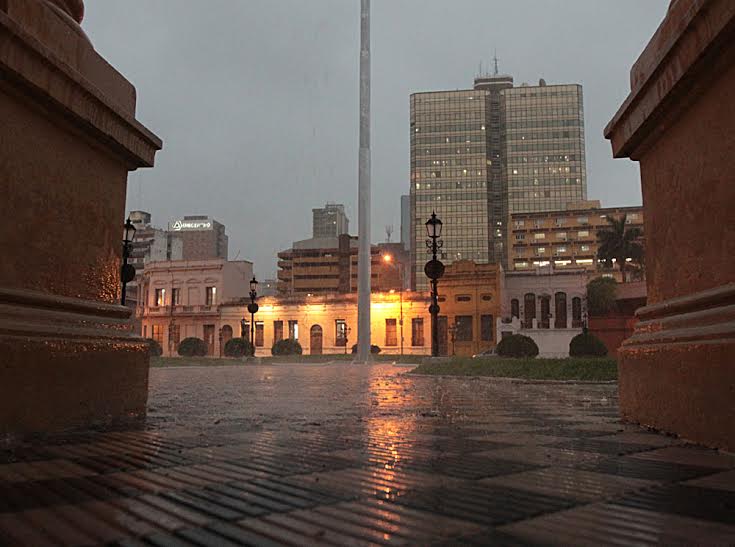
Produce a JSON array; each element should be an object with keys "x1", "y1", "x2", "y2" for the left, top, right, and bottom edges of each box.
[
  {"x1": 255, "y1": 322, "x2": 264, "y2": 347},
  {"x1": 385, "y1": 319, "x2": 398, "y2": 346},
  {"x1": 481, "y1": 294, "x2": 492, "y2": 301},
  {"x1": 455, "y1": 315, "x2": 473, "y2": 342},
  {"x1": 152, "y1": 324, "x2": 163, "y2": 345},
  {"x1": 572, "y1": 297, "x2": 583, "y2": 327},
  {"x1": 577, "y1": 230, "x2": 589, "y2": 238},
  {"x1": 456, "y1": 295, "x2": 471, "y2": 303},
  {"x1": 335, "y1": 319, "x2": 347, "y2": 346},
  {"x1": 273, "y1": 321, "x2": 283, "y2": 342},
  {"x1": 555, "y1": 292, "x2": 567, "y2": 329},
  {"x1": 154, "y1": 289, "x2": 166, "y2": 307},
  {"x1": 480, "y1": 315, "x2": 494, "y2": 341},
  {"x1": 511, "y1": 299, "x2": 520, "y2": 318},
  {"x1": 557, "y1": 232, "x2": 567, "y2": 240},
  {"x1": 169, "y1": 324, "x2": 181, "y2": 350},
  {"x1": 411, "y1": 318, "x2": 425, "y2": 346},
  {"x1": 555, "y1": 218, "x2": 565, "y2": 227},
  {"x1": 534, "y1": 233, "x2": 545, "y2": 240},
  {"x1": 205, "y1": 286, "x2": 217, "y2": 306},
  {"x1": 515, "y1": 234, "x2": 525, "y2": 241},
  {"x1": 577, "y1": 217, "x2": 589, "y2": 225},
  {"x1": 288, "y1": 320, "x2": 298, "y2": 340},
  {"x1": 581, "y1": 245, "x2": 591, "y2": 252},
  {"x1": 171, "y1": 288, "x2": 181, "y2": 305}
]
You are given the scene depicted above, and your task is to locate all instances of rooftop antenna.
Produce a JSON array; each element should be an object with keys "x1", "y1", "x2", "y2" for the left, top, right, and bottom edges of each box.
[
  {"x1": 493, "y1": 49, "x2": 499, "y2": 76},
  {"x1": 385, "y1": 224, "x2": 393, "y2": 243}
]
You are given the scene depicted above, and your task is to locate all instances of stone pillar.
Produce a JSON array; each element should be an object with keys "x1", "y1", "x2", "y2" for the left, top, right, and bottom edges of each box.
[
  {"x1": 0, "y1": 0, "x2": 162, "y2": 435},
  {"x1": 605, "y1": 0, "x2": 735, "y2": 450}
]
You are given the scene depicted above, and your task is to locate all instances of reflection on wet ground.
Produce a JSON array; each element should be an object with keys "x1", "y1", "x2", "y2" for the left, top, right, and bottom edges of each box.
[{"x1": 1, "y1": 364, "x2": 734, "y2": 545}]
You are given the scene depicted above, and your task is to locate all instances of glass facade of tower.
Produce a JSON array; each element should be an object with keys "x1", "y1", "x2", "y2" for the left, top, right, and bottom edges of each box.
[
  {"x1": 410, "y1": 79, "x2": 588, "y2": 289},
  {"x1": 502, "y1": 84, "x2": 586, "y2": 213},
  {"x1": 410, "y1": 90, "x2": 490, "y2": 289}
]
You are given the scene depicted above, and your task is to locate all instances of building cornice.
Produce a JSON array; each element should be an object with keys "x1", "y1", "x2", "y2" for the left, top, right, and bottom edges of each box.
[
  {"x1": 0, "y1": 0, "x2": 162, "y2": 169},
  {"x1": 604, "y1": 0, "x2": 735, "y2": 159}
]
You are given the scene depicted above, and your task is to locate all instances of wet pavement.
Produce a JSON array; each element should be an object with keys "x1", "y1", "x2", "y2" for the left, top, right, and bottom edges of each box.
[{"x1": 1, "y1": 363, "x2": 734, "y2": 546}]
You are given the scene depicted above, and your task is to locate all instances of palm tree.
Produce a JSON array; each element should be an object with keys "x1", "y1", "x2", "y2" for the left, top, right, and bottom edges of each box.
[{"x1": 596, "y1": 214, "x2": 644, "y2": 282}]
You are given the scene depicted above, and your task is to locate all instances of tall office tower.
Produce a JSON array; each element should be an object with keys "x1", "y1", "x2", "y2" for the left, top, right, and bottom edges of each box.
[
  {"x1": 410, "y1": 73, "x2": 587, "y2": 288},
  {"x1": 312, "y1": 203, "x2": 349, "y2": 238},
  {"x1": 400, "y1": 195, "x2": 411, "y2": 252},
  {"x1": 503, "y1": 80, "x2": 587, "y2": 214}
]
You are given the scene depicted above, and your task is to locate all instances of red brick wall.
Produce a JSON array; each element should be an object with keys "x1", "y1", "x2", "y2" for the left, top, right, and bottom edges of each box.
[{"x1": 589, "y1": 316, "x2": 637, "y2": 357}]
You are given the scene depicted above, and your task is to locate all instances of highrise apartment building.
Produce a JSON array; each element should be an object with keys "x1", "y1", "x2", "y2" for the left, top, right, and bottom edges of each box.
[
  {"x1": 312, "y1": 203, "x2": 349, "y2": 238},
  {"x1": 410, "y1": 73, "x2": 587, "y2": 288}
]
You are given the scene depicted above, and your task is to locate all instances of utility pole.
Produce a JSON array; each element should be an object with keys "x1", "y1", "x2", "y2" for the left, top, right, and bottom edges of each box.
[{"x1": 356, "y1": 0, "x2": 371, "y2": 363}]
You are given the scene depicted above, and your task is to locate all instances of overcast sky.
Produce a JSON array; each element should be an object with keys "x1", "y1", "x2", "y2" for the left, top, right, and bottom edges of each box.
[{"x1": 84, "y1": 0, "x2": 668, "y2": 278}]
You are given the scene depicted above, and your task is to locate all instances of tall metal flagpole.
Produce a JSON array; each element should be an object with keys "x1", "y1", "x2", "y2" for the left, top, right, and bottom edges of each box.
[{"x1": 356, "y1": 0, "x2": 371, "y2": 363}]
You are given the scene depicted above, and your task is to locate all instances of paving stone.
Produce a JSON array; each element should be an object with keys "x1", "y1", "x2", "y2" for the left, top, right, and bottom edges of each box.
[
  {"x1": 545, "y1": 438, "x2": 658, "y2": 456},
  {"x1": 578, "y1": 455, "x2": 721, "y2": 482},
  {"x1": 394, "y1": 483, "x2": 576, "y2": 526},
  {"x1": 473, "y1": 446, "x2": 606, "y2": 468},
  {"x1": 685, "y1": 469, "x2": 735, "y2": 492},
  {"x1": 629, "y1": 446, "x2": 735, "y2": 469},
  {"x1": 1, "y1": 364, "x2": 731, "y2": 545},
  {"x1": 611, "y1": 484, "x2": 735, "y2": 525},
  {"x1": 480, "y1": 467, "x2": 655, "y2": 502},
  {"x1": 499, "y1": 502, "x2": 735, "y2": 546}
]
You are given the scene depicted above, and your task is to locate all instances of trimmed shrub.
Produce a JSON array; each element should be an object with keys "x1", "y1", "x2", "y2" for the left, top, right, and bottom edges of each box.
[
  {"x1": 569, "y1": 330, "x2": 608, "y2": 357},
  {"x1": 177, "y1": 337, "x2": 208, "y2": 357},
  {"x1": 496, "y1": 334, "x2": 539, "y2": 358},
  {"x1": 587, "y1": 277, "x2": 618, "y2": 316},
  {"x1": 145, "y1": 338, "x2": 163, "y2": 357},
  {"x1": 224, "y1": 337, "x2": 254, "y2": 357},
  {"x1": 351, "y1": 344, "x2": 382, "y2": 354},
  {"x1": 272, "y1": 338, "x2": 303, "y2": 356}
]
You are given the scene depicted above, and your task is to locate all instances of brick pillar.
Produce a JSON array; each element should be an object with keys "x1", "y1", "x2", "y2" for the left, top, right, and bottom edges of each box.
[
  {"x1": 605, "y1": 0, "x2": 735, "y2": 450},
  {"x1": 0, "y1": 0, "x2": 162, "y2": 435}
]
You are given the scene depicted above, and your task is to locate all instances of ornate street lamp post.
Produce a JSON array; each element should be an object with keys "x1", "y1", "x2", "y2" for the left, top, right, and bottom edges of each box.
[
  {"x1": 424, "y1": 212, "x2": 445, "y2": 357},
  {"x1": 121, "y1": 217, "x2": 136, "y2": 306},
  {"x1": 247, "y1": 276, "x2": 259, "y2": 351}
]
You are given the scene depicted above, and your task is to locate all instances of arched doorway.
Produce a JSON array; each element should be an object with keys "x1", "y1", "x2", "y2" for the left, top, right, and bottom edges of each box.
[
  {"x1": 523, "y1": 293, "x2": 536, "y2": 328},
  {"x1": 310, "y1": 325, "x2": 323, "y2": 355},
  {"x1": 221, "y1": 325, "x2": 233, "y2": 355},
  {"x1": 554, "y1": 292, "x2": 567, "y2": 329}
]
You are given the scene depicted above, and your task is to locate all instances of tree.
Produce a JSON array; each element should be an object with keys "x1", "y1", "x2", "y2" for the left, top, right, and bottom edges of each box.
[
  {"x1": 587, "y1": 277, "x2": 618, "y2": 316},
  {"x1": 596, "y1": 214, "x2": 643, "y2": 282}
]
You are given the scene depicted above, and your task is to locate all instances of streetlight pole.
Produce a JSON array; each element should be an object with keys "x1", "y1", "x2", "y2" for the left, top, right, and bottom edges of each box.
[
  {"x1": 121, "y1": 217, "x2": 136, "y2": 306},
  {"x1": 383, "y1": 254, "x2": 405, "y2": 356},
  {"x1": 356, "y1": 0, "x2": 372, "y2": 363},
  {"x1": 247, "y1": 276, "x2": 259, "y2": 354},
  {"x1": 424, "y1": 212, "x2": 445, "y2": 357}
]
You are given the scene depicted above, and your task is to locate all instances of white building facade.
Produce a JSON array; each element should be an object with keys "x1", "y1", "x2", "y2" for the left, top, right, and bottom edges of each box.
[{"x1": 498, "y1": 267, "x2": 587, "y2": 357}]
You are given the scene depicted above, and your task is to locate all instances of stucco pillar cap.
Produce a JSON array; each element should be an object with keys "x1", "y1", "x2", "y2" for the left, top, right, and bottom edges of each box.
[{"x1": 46, "y1": 0, "x2": 83, "y2": 23}]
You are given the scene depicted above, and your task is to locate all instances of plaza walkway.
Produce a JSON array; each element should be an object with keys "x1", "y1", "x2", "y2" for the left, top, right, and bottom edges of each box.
[{"x1": 1, "y1": 364, "x2": 734, "y2": 546}]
